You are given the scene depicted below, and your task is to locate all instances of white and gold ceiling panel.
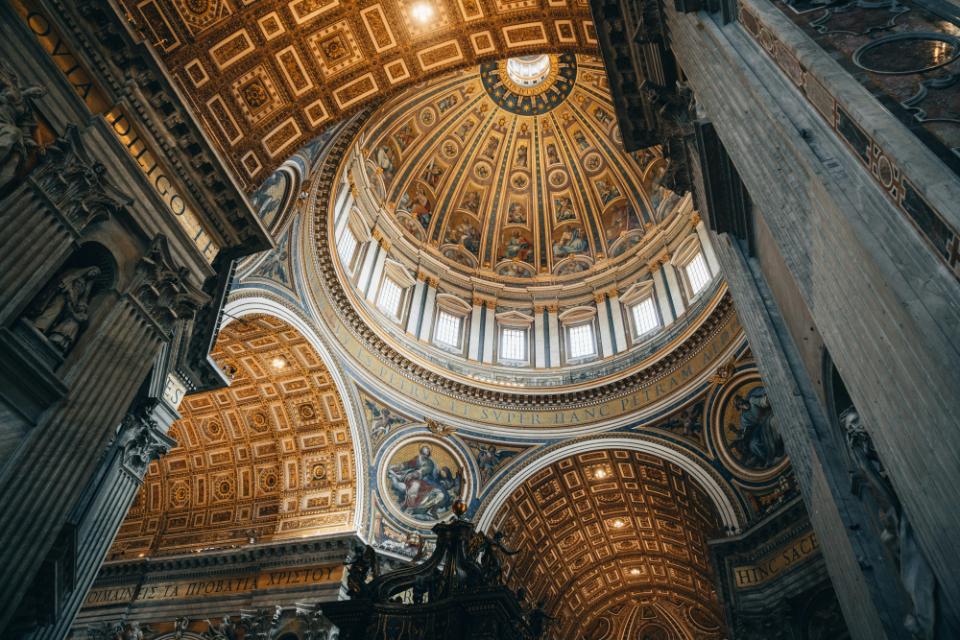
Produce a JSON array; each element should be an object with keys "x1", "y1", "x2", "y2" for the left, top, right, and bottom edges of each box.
[
  {"x1": 120, "y1": 0, "x2": 597, "y2": 189},
  {"x1": 109, "y1": 314, "x2": 356, "y2": 558}
]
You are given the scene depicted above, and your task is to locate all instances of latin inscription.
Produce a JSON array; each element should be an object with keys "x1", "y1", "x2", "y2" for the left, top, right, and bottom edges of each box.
[
  {"x1": 83, "y1": 564, "x2": 342, "y2": 607},
  {"x1": 733, "y1": 531, "x2": 819, "y2": 589},
  {"x1": 323, "y1": 294, "x2": 741, "y2": 427},
  {"x1": 13, "y1": 0, "x2": 219, "y2": 262}
]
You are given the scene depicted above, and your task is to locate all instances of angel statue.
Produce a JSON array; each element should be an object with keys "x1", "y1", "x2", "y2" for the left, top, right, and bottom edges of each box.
[
  {"x1": 478, "y1": 530, "x2": 519, "y2": 584},
  {"x1": 0, "y1": 63, "x2": 45, "y2": 190},
  {"x1": 344, "y1": 543, "x2": 379, "y2": 596}
]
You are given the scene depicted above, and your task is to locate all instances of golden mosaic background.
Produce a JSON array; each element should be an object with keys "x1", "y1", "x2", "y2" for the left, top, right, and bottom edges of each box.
[
  {"x1": 122, "y1": 0, "x2": 597, "y2": 190},
  {"x1": 492, "y1": 449, "x2": 725, "y2": 640},
  {"x1": 110, "y1": 315, "x2": 356, "y2": 558}
]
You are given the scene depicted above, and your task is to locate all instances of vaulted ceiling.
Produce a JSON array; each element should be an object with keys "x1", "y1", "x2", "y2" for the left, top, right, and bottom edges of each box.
[
  {"x1": 109, "y1": 314, "x2": 356, "y2": 559},
  {"x1": 121, "y1": 0, "x2": 597, "y2": 190},
  {"x1": 491, "y1": 449, "x2": 725, "y2": 640}
]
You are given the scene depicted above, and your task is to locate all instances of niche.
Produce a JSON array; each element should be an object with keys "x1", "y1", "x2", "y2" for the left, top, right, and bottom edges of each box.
[{"x1": 18, "y1": 243, "x2": 116, "y2": 366}]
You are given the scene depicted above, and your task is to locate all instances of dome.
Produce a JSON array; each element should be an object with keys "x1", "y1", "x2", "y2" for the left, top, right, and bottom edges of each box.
[
  {"x1": 357, "y1": 54, "x2": 675, "y2": 283},
  {"x1": 319, "y1": 53, "x2": 722, "y2": 396}
]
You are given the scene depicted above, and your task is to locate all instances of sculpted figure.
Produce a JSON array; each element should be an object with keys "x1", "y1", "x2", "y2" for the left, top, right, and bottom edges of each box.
[
  {"x1": 0, "y1": 65, "x2": 44, "y2": 189},
  {"x1": 840, "y1": 407, "x2": 959, "y2": 639},
  {"x1": 203, "y1": 615, "x2": 237, "y2": 640},
  {"x1": 344, "y1": 543, "x2": 378, "y2": 596},
  {"x1": 479, "y1": 531, "x2": 519, "y2": 584},
  {"x1": 28, "y1": 265, "x2": 100, "y2": 353},
  {"x1": 525, "y1": 600, "x2": 558, "y2": 639}
]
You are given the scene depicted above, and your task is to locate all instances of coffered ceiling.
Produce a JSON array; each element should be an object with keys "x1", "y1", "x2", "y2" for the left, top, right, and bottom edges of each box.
[
  {"x1": 109, "y1": 314, "x2": 356, "y2": 559},
  {"x1": 491, "y1": 449, "x2": 726, "y2": 640},
  {"x1": 120, "y1": 0, "x2": 597, "y2": 190}
]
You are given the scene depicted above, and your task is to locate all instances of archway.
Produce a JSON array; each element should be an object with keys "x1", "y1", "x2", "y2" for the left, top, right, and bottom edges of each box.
[
  {"x1": 110, "y1": 314, "x2": 358, "y2": 558},
  {"x1": 488, "y1": 448, "x2": 727, "y2": 640}
]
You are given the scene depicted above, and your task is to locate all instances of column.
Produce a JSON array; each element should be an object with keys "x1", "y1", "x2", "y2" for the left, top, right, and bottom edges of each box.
[
  {"x1": 405, "y1": 277, "x2": 427, "y2": 335},
  {"x1": 0, "y1": 237, "x2": 197, "y2": 632},
  {"x1": 663, "y1": 261, "x2": 687, "y2": 318},
  {"x1": 481, "y1": 302, "x2": 496, "y2": 364},
  {"x1": 417, "y1": 278, "x2": 438, "y2": 340},
  {"x1": 364, "y1": 242, "x2": 387, "y2": 303},
  {"x1": 333, "y1": 190, "x2": 354, "y2": 240},
  {"x1": 547, "y1": 306, "x2": 561, "y2": 368},
  {"x1": 25, "y1": 397, "x2": 178, "y2": 640},
  {"x1": 468, "y1": 297, "x2": 483, "y2": 361},
  {"x1": 650, "y1": 262, "x2": 675, "y2": 325},
  {"x1": 695, "y1": 215, "x2": 721, "y2": 275},
  {"x1": 595, "y1": 292, "x2": 615, "y2": 358},
  {"x1": 357, "y1": 240, "x2": 380, "y2": 298},
  {"x1": 534, "y1": 306, "x2": 546, "y2": 368},
  {"x1": 608, "y1": 291, "x2": 628, "y2": 354}
]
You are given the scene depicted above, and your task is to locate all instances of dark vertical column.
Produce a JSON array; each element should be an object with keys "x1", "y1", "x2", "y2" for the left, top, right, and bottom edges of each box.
[{"x1": 24, "y1": 399, "x2": 177, "y2": 640}]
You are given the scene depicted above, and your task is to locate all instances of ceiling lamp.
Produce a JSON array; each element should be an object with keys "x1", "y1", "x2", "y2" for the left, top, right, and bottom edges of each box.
[
  {"x1": 271, "y1": 356, "x2": 287, "y2": 370},
  {"x1": 612, "y1": 518, "x2": 626, "y2": 529},
  {"x1": 629, "y1": 568, "x2": 641, "y2": 576},
  {"x1": 410, "y1": 1, "x2": 434, "y2": 24}
]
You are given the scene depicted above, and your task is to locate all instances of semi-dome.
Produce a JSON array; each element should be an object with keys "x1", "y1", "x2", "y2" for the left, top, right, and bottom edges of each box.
[{"x1": 357, "y1": 53, "x2": 676, "y2": 283}]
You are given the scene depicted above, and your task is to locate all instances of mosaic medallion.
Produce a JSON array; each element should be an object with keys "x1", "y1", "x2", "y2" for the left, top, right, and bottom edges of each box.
[
  {"x1": 379, "y1": 438, "x2": 467, "y2": 526},
  {"x1": 710, "y1": 373, "x2": 789, "y2": 482}
]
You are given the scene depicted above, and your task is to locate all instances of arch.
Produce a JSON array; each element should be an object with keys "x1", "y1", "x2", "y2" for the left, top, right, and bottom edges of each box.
[
  {"x1": 111, "y1": 312, "x2": 362, "y2": 558},
  {"x1": 488, "y1": 446, "x2": 729, "y2": 640},
  {"x1": 476, "y1": 435, "x2": 741, "y2": 533},
  {"x1": 223, "y1": 295, "x2": 368, "y2": 531}
]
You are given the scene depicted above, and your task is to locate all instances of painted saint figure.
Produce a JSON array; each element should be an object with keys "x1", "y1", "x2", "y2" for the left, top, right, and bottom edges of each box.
[
  {"x1": 730, "y1": 386, "x2": 783, "y2": 468},
  {"x1": 387, "y1": 445, "x2": 462, "y2": 521}
]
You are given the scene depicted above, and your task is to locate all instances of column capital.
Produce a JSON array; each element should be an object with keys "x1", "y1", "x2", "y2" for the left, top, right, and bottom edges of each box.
[
  {"x1": 118, "y1": 400, "x2": 177, "y2": 481},
  {"x1": 593, "y1": 291, "x2": 607, "y2": 304},
  {"x1": 371, "y1": 228, "x2": 391, "y2": 251}
]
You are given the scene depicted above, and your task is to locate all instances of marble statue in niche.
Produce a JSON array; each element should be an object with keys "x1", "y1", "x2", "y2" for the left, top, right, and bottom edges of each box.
[
  {"x1": 0, "y1": 64, "x2": 45, "y2": 190},
  {"x1": 27, "y1": 265, "x2": 101, "y2": 354},
  {"x1": 840, "y1": 406, "x2": 959, "y2": 639}
]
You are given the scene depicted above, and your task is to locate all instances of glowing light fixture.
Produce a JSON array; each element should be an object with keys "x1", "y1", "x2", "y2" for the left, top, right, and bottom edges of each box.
[
  {"x1": 271, "y1": 356, "x2": 287, "y2": 370},
  {"x1": 506, "y1": 54, "x2": 552, "y2": 88},
  {"x1": 594, "y1": 468, "x2": 607, "y2": 479},
  {"x1": 629, "y1": 568, "x2": 641, "y2": 576},
  {"x1": 612, "y1": 518, "x2": 626, "y2": 529},
  {"x1": 410, "y1": 1, "x2": 434, "y2": 23}
]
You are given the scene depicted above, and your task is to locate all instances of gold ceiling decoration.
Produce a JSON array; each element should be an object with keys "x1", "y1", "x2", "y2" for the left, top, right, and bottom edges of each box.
[
  {"x1": 120, "y1": 0, "x2": 597, "y2": 190},
  {"x1": 110, "y1": 315, "x2": 356, "y2": 559},
  {"x1": 491, "y1": 449, "x2": 725, "y2": 640},
  {"x1": 357, "y1": 54, "x2": 677, "y2": 281}
]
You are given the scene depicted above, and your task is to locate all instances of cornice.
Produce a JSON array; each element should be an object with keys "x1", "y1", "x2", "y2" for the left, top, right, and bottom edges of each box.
[{"x1": 52, "y1": 0, "x2": 271, "y2": 254}]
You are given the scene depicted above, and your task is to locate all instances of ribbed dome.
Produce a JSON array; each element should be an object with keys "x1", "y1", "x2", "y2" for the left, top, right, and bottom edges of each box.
[{"x1": 360, "y1": 54, "x2": 676, "y2": 283}]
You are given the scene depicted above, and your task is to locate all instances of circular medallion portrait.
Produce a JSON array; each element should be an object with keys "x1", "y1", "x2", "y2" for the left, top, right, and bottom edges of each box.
[
  {"x1": 379, "y1": 438, "x2": 468, "y2": 526},
  {"x1": 711, "y1": 373, "x2": 789, "y2": 481}
]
